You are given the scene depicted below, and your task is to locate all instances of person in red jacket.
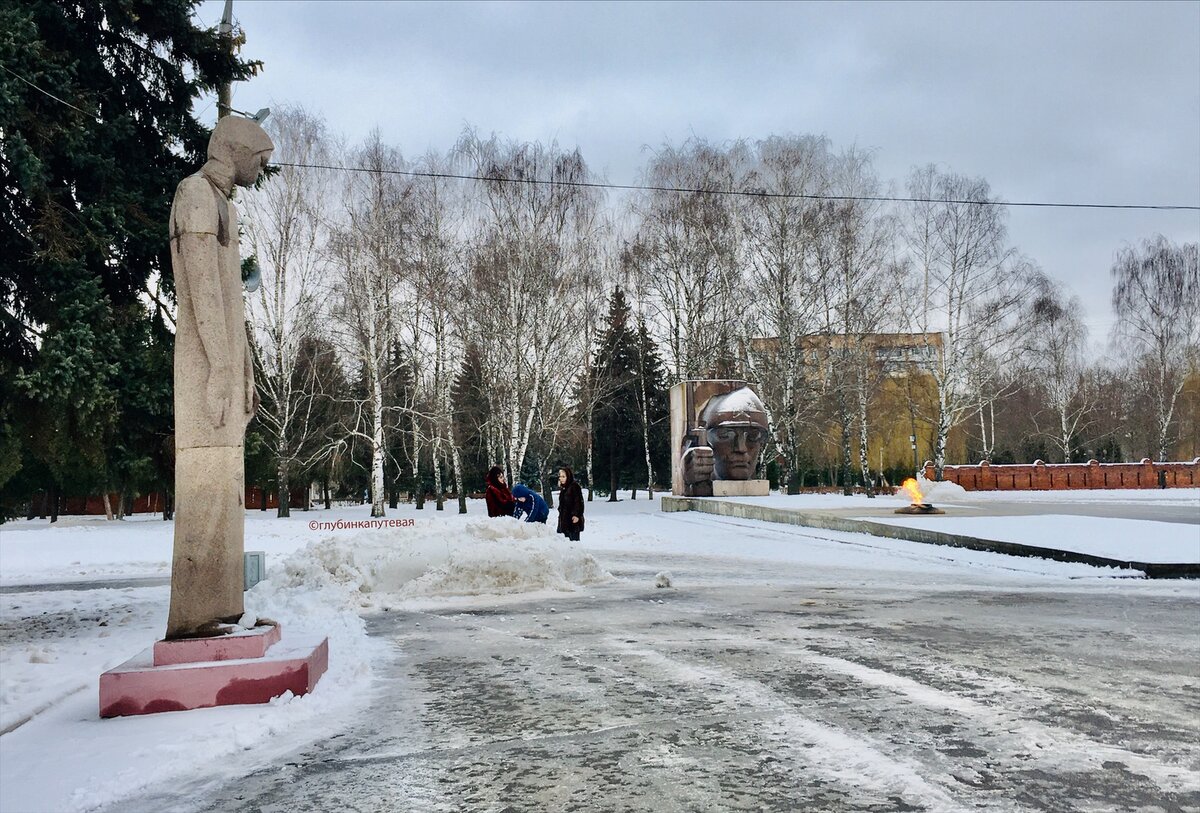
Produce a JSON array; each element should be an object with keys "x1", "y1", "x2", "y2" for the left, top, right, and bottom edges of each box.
[{"x1": 484, "y1": 466, "x2": 515, "y2": 518}]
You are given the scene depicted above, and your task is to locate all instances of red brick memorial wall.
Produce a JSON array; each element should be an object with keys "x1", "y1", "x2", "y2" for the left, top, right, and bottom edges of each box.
[
  {"x1": 56, "y1": 487, "x2": 307, "y2": 515},
  {"x1": 925, "y1": 458, "x2": 1200, "y2": 491}
]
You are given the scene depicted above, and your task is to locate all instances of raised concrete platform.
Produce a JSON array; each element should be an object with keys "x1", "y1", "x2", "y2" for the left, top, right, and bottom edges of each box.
[
  {"x1": 661, "y1": 496, "x2": 1200, "y2": 578},
  {"x1": 712, "y1": 480, "x2": 770, "y2": 497},
  {"x1": 100, "y1": 629, "x2": 329, "y2": 718}
]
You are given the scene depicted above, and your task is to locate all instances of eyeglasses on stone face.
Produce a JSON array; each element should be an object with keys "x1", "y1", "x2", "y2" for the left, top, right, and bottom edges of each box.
[{"x1": 707, "y1": 427, "x2": 768, "y2": 446}]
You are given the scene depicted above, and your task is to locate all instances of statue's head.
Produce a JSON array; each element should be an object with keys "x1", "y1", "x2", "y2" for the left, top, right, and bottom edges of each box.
[
  {"x1": 207, "y1": 116, "x2": 274, "y2": 188},
  {"x1": 698, "y1": 386, "x2": 769, "y2": 480}
]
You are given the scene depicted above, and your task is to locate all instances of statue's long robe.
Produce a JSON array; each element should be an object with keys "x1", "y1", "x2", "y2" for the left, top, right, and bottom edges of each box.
[{"x1": 165, "y1": 172, "x2": 255, "y2": 638}]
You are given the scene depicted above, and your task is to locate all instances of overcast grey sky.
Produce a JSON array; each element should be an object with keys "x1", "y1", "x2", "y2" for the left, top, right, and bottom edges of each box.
[{"x1": 199, "y1": 0, "x2": 1200, "y2": 342}]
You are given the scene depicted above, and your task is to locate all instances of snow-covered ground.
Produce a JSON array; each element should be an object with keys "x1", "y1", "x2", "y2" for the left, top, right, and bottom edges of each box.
[
  {"x1": 717, "y1": 486, "x2": 1199, "y2": 563},
  {"x1": 719, "y1": 483, "x2": 1200, "y2": 509},
  {"x1": 1, "y1": 492, "x2": 1197, "y2": 812},
  {"x1": 865, "y1": 514, "x2": 1200, "y2": 563},
  {"x1": 914, "y1": 479, "x2": 1200, "y2": 506},
  {"x1": 1, "y1": 508, "x2": 608, "y2": 812}
]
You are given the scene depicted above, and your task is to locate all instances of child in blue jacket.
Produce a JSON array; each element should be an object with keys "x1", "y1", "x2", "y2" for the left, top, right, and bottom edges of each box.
[{"x1": 511, "y1": 484, "x2": 549, "y2": 524}]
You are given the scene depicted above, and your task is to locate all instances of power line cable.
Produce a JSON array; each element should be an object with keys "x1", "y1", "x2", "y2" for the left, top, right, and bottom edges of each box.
[
  {"x1": 0, "y1": 63, "x2": 101, "y2": 122},
  {"x1": 272, "y1": 161, "x2": 1200, "y2": 211},
  {"x1": 6, "y1": 54, "x2": 1196, "y2": 213}
]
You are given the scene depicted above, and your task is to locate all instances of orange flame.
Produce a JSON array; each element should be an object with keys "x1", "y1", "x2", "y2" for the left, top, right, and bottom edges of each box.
[{"x1": 900, "y1": 478, "x2": 924, "y2": 505}]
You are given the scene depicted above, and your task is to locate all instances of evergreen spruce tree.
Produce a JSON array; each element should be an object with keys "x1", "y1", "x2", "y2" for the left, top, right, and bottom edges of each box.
[
  {"x1": 591, "y1": 288, "x2": 643, "y2": 500},
  {"x1": 342, "y1": 365, "x2": 372, "y2": 504},
  {"x1": 244, "y1": 325, "x2": 276, "y2": 510},
  {"x1": 634, "y1": 316, "x2": 670, "y2": 493},
  {"x1": 0, "y1": 1, "x2": 258, "y2": 519},
  {"x1": 452, "y1": 343, "x2": 492, "y2": 488}
]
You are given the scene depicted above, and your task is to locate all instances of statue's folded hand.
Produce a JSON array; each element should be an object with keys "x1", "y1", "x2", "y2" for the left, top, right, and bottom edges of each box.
[
  {"x1": 244, "y1": 353, "x2": 257, "y2": 415},
  {"x1": 682, "y1": 446, "x2": 715, "y2": 484},
  {"x1": 206, "y1": 369, "x2": 233, "y2": 428}
]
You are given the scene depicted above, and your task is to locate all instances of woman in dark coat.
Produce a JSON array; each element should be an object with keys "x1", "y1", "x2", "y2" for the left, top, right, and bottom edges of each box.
[
  {"x1": 485, "y1": 466, "x2": 515, "y2": 518},
  {"x1": 556, "y1": 466, "x2": 584, "y2": 541}
]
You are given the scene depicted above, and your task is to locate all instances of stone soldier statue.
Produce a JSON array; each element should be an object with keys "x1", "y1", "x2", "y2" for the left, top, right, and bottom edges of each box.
[{"x1": 165, "y1": 117, "x2": 273, "y2": 639}]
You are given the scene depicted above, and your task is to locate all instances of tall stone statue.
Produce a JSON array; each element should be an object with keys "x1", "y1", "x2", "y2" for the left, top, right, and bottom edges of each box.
[
  {"x1": 670, "y1": 381, "x2": 771, "y2": 497},
  {"x1": 166, "y1": 117, "x2": 274, "y2": 639}
]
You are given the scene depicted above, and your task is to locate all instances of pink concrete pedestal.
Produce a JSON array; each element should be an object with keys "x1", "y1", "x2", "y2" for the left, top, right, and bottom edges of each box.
[
  {"x1": 152, "y1": 622, "x2": 282, "y2": 665},
  {"x1": 100, "y1": 624, "x2": 328, "y2": 718}
]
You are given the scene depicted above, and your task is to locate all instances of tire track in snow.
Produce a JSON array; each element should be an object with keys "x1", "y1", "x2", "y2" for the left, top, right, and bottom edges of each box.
[
  {"x1": 795, "y1": 647, "x2": 1200, "y2": 794},
  {"x1": 631, "y1": 611, "x2": 1200, "y2": 798},
  {"x1": 611, "y1": 639, "x2": 976, "y2": 812}
]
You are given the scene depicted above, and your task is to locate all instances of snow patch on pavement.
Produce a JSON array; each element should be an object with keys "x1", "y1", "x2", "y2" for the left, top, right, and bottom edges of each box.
[
  {"x1": 0, "y1": 515, "x2": 609, "y2": 813},
  {"x1": 618, "y1": 642, "x2": 966, "y2": 812},
  {"x1": 1, "y1": 546, "x2": 383, "y2": 813},
  {"x1": 862, "y1": 514, "x2": 1200, "y2": 564},
  {"x1": 0, "y1": 586, "x2": 168, "y2": 735},
  {"x1": 798, "y1": 649, "x2": 1200, "y2": 793},
  {"x1": 2, "y1": 495, "x2": 1194, "y2": 811},
  {"x1": 916, "y1": 478, "x2": 1200, "y2": 506}
]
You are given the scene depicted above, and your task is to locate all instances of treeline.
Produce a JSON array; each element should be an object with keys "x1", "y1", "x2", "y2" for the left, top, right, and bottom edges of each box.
[
  {"x1": 3, "y1": 5, "x2": 1197, "y2": 520},
  {"x1": 227, "y1": 108, "x2": 1200, "y2": 512},
  {"x1": 1, "y1": 0, "x2": 253, "y2": 520},
  {"x1": 237, "y1": 114, "x2": 674, "y2": 516}
]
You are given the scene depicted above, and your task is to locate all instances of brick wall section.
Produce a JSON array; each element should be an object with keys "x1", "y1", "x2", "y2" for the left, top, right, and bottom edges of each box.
[
  {"x1": 925, "y1": 458, "x2": 1200, "y2": 490},
  {"x1": 62, "y1": 493, "x2": 166, "y2": 515},
  {"x1": 59, "y1": 487, "x2": 307, "y2": 515}
]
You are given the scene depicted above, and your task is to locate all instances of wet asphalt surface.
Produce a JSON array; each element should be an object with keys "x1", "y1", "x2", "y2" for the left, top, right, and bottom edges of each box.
[
  {"x1": 0, "y1": 576, "x2": 171, "y2": 594},
  {"x1": 120, "y1": 551, "x2": 1200, "y2": 813}
]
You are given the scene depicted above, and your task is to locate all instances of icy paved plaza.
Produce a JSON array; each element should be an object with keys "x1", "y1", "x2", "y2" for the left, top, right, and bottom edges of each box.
[
  {"x1": 3, "y1": 495, "x2": 1198, "y2": 812},
  {"x1": 130, "y1": 555, "x2": 1199, "y2": 812}
]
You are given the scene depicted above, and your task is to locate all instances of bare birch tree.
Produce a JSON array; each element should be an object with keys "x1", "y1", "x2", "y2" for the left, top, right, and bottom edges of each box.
[
  {"x1": 1023, "y1": 276, "x2": 1095, "y2": 462},
  {"x1": 1111, "y1": 236, "x2": 1200, "y2": 461},
  {"x1": 963, "y1": 342, "x2": 1010, "y2": 462},
  {"x1": 900, "y1": 165, "x2": 1036, "y2": 478},
  {"x1": 812, "y1": 148, "x2": 895, "y2": 494},
  {"x1": 243, "y1": 106, "x2": 331, "y2": 517},
  {"x1": 738, "y1": 134, "x2": 830, "y2": 493},
  {"x1": 632, "y1": 139, "x2": 745, "y2": 380},
  {"x1": 564, "y1": 214, "x2": 617, "y2": 500},
  {"x1": 407, "y1": 150, "x2": 470, "y2": 511},
  {"x1": 456, "y1": 130, "x2": 601, "y2": 483},
  {"x1": 327, "y1": 132, "x2": 412, "y2": 516}
]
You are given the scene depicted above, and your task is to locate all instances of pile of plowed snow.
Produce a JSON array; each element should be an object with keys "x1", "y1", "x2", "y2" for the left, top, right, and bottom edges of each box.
[{"x1": 249, "y1": 518, "x2": 612, "y2": 616}]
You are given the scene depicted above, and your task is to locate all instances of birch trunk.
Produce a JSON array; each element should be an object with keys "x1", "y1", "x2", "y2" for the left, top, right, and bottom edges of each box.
[
  {"x1": 987, "y1": 401, "x2": 996, "y2": 461},
  {"x1": 414, "y1": 433, "x2": 425, "y2": 509},
  {"x1": 585, "y1": 404, "x2": 595, "y2": 501},
  {"x1": 637, "y1": 339, "x2": 655, "y2": 498},
  {"x1": 371, "y1": 372, "x2": 386, "y2": 517},
  {"x1": 451, "y1": 438, "x2": 467, "y2": 514},
  {"x1": 933, "y1": 399, "x2": 952, "y2": 481},
  {"x1": 977, "y1": 402, "x2": 991, "y2": 462},
  {"x1": 277, "y1": 455, "x2": 290, "y2": 518},
  {"x1": 857, "y1": 375, "x2": 873, "y2": 497},
  {"x1": 433, "y1": 433, "x2": 445, "y2": 510}
]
